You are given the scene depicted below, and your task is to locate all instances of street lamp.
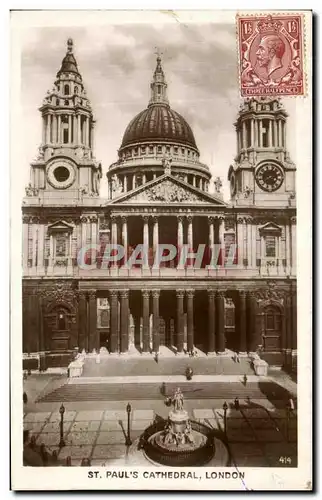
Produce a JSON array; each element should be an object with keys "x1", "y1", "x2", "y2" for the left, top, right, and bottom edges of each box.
[
  {"x1": 223, "y1": 401, "x2": 228, "y2": 437},
  {"x1": 59, "y1": 403, "x2": 65, "y2": 448},
  {"x1": 125, "y1": 403, "x2": 132, "y2": 447}
]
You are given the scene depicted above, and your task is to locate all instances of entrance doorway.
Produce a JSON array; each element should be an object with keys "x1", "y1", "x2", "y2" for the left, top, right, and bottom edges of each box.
[{"x1": 262, "y1": 305, "x2": 282, "y2": 351}]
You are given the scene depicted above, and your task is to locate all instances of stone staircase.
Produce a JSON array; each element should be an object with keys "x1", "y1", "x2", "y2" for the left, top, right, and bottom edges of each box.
[
  {"x1": 37, "y1": 380, "x2": 293, "y2": 404},
  {"x1": 81, "y1": 355, "x2": 255, "y2": 378}
]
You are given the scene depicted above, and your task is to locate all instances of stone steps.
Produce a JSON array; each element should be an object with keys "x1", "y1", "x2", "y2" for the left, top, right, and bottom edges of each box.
[
  {"x1": 81, "y1": 356, "x2": 255, "y2": 378},
  {"x1": 37, "y1": 381, "x2": 292, "y2": 404}
]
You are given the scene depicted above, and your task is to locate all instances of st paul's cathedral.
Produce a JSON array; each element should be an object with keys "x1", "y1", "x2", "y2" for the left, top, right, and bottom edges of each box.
[{"x1": 22, "y1": 39, "x2": 297, "y2": 370}]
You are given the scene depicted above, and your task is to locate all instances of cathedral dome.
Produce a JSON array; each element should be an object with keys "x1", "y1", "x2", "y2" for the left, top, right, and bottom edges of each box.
[{"x1": 120, "y1": 105, "x2": 197, "y2": 150}]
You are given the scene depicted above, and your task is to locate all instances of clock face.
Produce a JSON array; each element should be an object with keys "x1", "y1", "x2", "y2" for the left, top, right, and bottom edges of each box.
[
  {"x1": 255, "y1": 163, "x2": 284, "y2": 192},
  {"x1": 46, "y1": 159, "x2": 76, "y2": 189}
]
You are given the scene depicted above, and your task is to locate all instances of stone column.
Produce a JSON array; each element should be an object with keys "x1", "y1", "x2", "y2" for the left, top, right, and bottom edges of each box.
[
  {"x1": 22, "y1": 217, "x2": 29, "y2": 271},
  {"x1": 216, "y1": 291, "x2": 225, "y2": 352},
  {"x1": 38, "y1": 295, "x2": 45, "y2": 354},
  {"x1": 208, "y1": 290, "x2": 216, "y2": 353},
  {"x1": 121, "y1": 216, "x2": 128, "y2": 266},
  {"x1": 268, "y1": 119, "x2": 273, "y2": 147},
  {"x1": 46, "y1": 114, "x2": 50, "y2": 144},
  {"x1": 111, "y1": 216, "x2": 118, "y2": 267},
  {"x1": 177, "y1": 216, "x2": 184, "y2": 268},
  {"x1": 278, "y1": 120, "x2": 283, "y2": 147},
  {"x1": 208, "y1": 217, "x2": 215, "y2": 267},
  {"x1": 73, "y1": 115, "x2": 77, "y2": 144},
  {"x1": 68, "y1": 115, "x2": 72, "y2": 143},
  {"x1": 273, "y1": 120, "x2": 278, "y2": 147},
  {"x1": 78, "y1": 291, "x2": 87, "y2": 351},
  {"x1": 242, "y1": 121, "x2": 246, "y2": 149},
  {"x1": 143, "y1": 173, "x2": 147, "y2": 184},
  {"x1": 218, "y1": 217, "x2": 225, "y2": 266},
  {"x1": 52, "y1": 115, "x2": 57, "y2": 143},
  {"x1": 133, "y1": 174, "x2": 136, "y2": 189},
  {"x1": 86, "y1": 117, "x2": 90, "y2": 146},
  {"x1": 237, "y1": 217, "x2": 244, "y2": 268},
  {"x1": 32, "y1": 220, "x2": 38, "y2": 268},
  {"x1": 285, "y1": 220, "x2": 291, "y2": 271},
  {"x1": 283, "y1": 121, "x2": 286, "y2": 148},
  {"x1": 81, "y1": 216, "x2": 87, "y2": 252},
  {"x1": 186, "y1": 289, "x2": 194, "y2": 352},
  {"x1": 120, "y1": 290, "x2": 129, "y2": 353},
  {"x1": 88, "y1": 290, "x2": 97, "y2": 353},
  {"x1": 247, "y1": 291, "x2": 258, "y2": 352},
  {"x1": 91, "y1": 216, "x2": 98, "y2": 267},
  {"x1": 254, "y1": 119, "x2": 258, "y2": 148},
  {"x1": 152, "y1": 216, "x2": 159, "y2": 267},
  {"x1": 152, "y1": 289, "x2": 160, "y2": 352},
  {"x1": 78, "y1": 115, "x2": 81, "y2": 144},
  {"x1": 176, "y1": 289, "x2": 185, "y2": 353},
  {"x1": 143, "y1": 216, "x2": 149, "y2": 269},
  {"x1": 251, "y1": 223, "x2": 257, "y2": 268},
  {"x1": 42, "y1": 116, "x2": 46, "y2": 144},
  {"x1": 110, "y1": 290, "x2": 119, "y2": 353},
  {"x1": 187, "y1": 216, "x2": 193, "y2": 267},
  {"x1": 239, "y1": 290, "x2": 247, "y2": 352},
  {"x1": 37, "y1": 223, "x2": 44, "y2": 271},
  {"x1": 247, "y1": 219, "x2": 252, "y2": 268},
  {"x1": 291, "y1": 217, "x2": 296, "y2": 272},
  {"x1": 251, "y1": 119, "x2": 255, "y2": 147},
  {"x1": 192, "y1": 176, "x2": 196, "y2": 187},
  {"x1": 142, "y1": 290, "x2": 150, "y2": 352},
  {"x1": 258, "y1": 120, "x2": 262, "y2": 147},
  {"x1": 49, "y1": 234, "x2": 54, "y2": 268},
  {"x1": 57, "y1": 115, "x2": 61, "y2": 144},
  {"x1": 124, "y1": 175, "x2": 128, "y2": 192}
]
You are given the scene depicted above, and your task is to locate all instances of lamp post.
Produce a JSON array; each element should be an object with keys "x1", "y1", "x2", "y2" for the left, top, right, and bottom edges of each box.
[
  {"x1": 59, "y1": 403, "x2": 65, "y2": 448},
  {"x1": 223, "y1": 401, "x2": 228, "y2": 438},
  {"x1": 125, "y1": 403, "x2": 132, "y2": 447}
]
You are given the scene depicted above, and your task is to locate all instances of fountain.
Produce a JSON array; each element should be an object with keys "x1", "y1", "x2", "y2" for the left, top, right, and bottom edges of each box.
[{"x1": 135, "y1": 388, "x2": 229, "y2": 467}]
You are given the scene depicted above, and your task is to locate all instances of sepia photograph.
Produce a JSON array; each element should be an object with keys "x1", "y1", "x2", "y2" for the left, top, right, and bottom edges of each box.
[{"x1": 10, "y1": 9, "x2": 312, "y2": 491}]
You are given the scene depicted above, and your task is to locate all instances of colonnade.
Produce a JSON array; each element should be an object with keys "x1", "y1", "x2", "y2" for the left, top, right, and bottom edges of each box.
[
  {"x1": 42, "y1": 112, "x2": 92, "y2": 147},
  {"x1": 77, "y1": 288, "x2": 259, "y2": 355},
  {"x1": 237, "y1": 117, "x2": 286, "y2": 151}
]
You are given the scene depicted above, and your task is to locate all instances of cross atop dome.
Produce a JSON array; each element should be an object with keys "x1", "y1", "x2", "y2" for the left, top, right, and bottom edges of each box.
[
  {"x1": 149, "y1": 51, "x2": 169, "y2": 107},
  {"x1": 67, "y1": 38, "x2": 73, "y2": 53}
]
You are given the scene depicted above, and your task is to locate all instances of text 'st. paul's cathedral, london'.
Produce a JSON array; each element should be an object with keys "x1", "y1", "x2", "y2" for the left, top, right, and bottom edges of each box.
[{"x1": 22, "y1": 39, "x2": 297, "y2": 370}]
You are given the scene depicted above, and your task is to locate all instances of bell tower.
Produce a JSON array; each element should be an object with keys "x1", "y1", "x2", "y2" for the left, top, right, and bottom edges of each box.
[
  {"x1": 24, "y1": 38, "x2": 102, "y2": 205},
  {"x1": 228, "y1": 97, "x2": 296, "y2": 208}
]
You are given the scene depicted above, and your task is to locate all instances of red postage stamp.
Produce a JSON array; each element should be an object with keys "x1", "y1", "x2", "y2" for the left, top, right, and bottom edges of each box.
[{"x1": 237, "y1": 13, "x2": 305, "y2": 97}]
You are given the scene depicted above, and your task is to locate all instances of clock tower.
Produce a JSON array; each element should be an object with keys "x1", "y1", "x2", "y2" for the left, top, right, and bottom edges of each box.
[
  {"x1": 24, "y1": 38, "x2": 102, "y2": 206},
  {"x1": 228, "y1": 97, "x2": 296, "y2": 208}
]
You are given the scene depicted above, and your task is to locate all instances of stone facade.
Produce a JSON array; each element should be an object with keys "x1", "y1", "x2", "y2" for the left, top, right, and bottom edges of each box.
[{"x1": 22, "y1": 40, "x2": 297, "y2": 368}]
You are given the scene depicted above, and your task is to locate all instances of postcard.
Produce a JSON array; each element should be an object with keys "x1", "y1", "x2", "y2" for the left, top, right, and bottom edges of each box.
[{"x1": 11, "y1": 9, "x2": 312, "y2": 491}]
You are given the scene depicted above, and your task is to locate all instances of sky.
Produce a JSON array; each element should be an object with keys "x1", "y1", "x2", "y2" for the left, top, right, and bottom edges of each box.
[{"x1": 19, "y1": 14, "x2": 299, "y2": 201}]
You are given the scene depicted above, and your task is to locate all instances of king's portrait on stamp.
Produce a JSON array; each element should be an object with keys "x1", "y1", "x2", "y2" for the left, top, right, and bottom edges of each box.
[
  {"x1": 10, "y1": 9, "x2": 312, "y2": 492},
  {"x1": 238, "y1": 14, "x2": 305, "y2": 96}
]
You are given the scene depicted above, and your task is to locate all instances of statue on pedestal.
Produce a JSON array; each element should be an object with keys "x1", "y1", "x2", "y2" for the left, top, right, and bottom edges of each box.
[
  {"x1": 214, "y1": 176, "x2": 222, "y2": 194},
  {"x1": 162, "y1": 154, "x2": 172, "y2": 175}
]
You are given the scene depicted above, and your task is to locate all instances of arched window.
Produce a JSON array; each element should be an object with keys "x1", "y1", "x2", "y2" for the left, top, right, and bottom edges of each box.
[
  {"x1": 64, "y1": 84, "x2": 70, "y2": 95},
  {"x1": 74, "y1": 86, "x2": 78, "y2": 94},
  {"x1": 64, "y1": 99, "x2": 69, "y2": 106},
  {"x1": 56, "y1": 98, "x2": 60, "y2": 106}
]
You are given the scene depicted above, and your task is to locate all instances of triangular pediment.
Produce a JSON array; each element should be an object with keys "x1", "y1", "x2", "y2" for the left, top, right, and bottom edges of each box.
[
  {"x1": 107, "y1": 174, "x2": 226, "y2": 206},
  {"x1": 259, "y1": 222, "x2": 281, "y2": 233},
  {"x1": 47, "y1": 220, "x2": 74, "y2": 233}
]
